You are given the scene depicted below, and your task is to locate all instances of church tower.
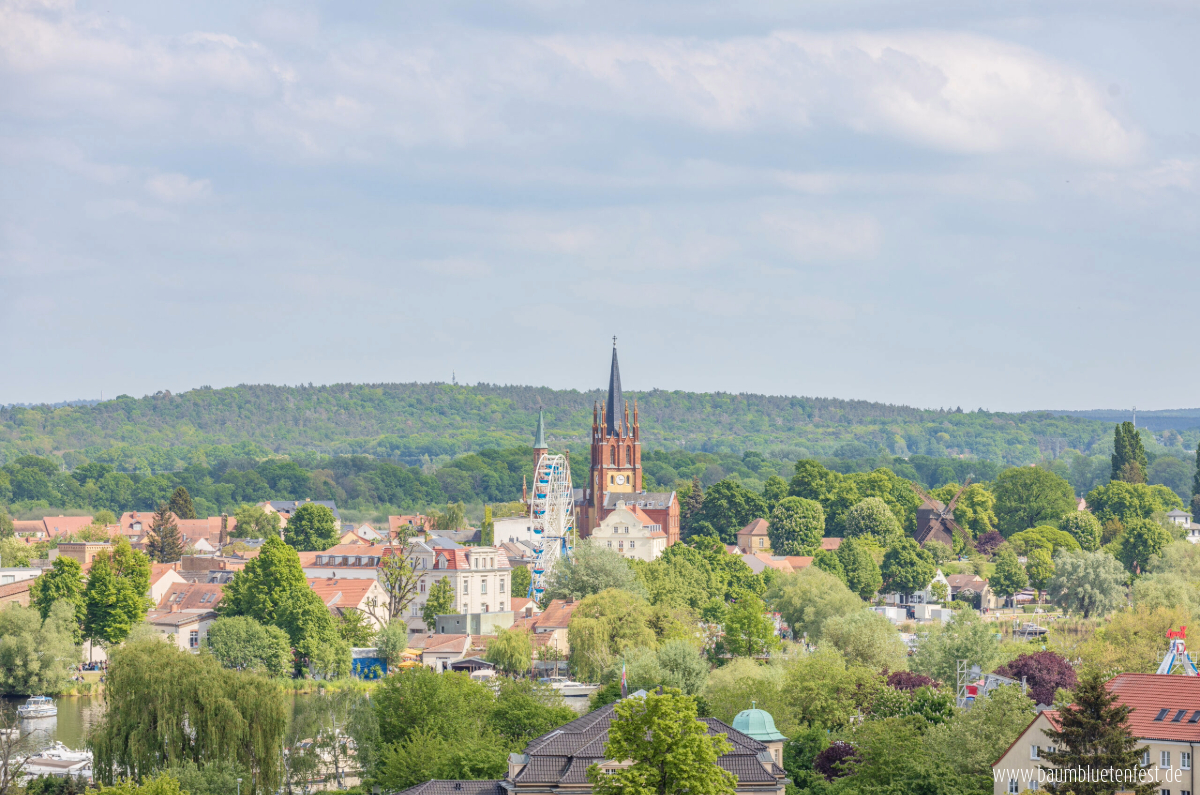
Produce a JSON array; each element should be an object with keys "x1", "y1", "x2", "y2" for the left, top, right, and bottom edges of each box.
[
  {"x1": 532, "y1": 410, "x2": 548, "y2": 472},
  {"x1": 590, "y1": 342, "x2": 642, "y2": 499}
]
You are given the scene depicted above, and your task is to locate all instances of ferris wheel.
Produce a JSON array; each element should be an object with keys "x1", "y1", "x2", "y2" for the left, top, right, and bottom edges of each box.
[{"x1": 528, "y1": 453, "x2": 575, "y2": 599}]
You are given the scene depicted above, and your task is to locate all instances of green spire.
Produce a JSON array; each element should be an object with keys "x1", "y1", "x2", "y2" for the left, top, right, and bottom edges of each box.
[{"x1": 534, "y1": 410, "x2": 547, "y2": 449}]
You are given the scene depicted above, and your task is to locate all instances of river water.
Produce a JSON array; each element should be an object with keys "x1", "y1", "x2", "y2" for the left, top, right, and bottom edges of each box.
[{"x1": 1, "y1": 696, "x2": 105, "y2": 752}]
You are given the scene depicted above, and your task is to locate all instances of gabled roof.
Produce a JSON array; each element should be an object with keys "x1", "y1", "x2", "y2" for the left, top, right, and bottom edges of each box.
[
  {"x1": 820, "y1": 537, "x2": 842, "y2": 551},
  {"x1": 946, "y1": 573, "x2": 989, "y2": 589},
  {"x1": 739, "y1": 518, "x2": 769, "y2": 537},
  {"x1": 1107, "y1": 672, "x2": 1200, "y2": 742},
  {"x1": 39, "y1": 516, "x2": 95, "y2": 538},
  {"x1": 394, "y1": 781, "x2": 504, "y2": 795},
  {"x1": 150, "y1": 563, "x2": 181, "y2": 585},
  {"x1": 307, "y1": 578, "x2": 381, "y2": 611},
  {"x1": 158, "y1": 582, "x2": 224, "y2": 611},
  {"x1": 535, "y1": 598, "x2": 579, "y2": 629}
]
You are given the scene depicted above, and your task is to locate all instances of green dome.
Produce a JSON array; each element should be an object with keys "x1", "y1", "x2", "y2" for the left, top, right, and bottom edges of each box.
[{"x1": 732, "y1": 705, "x2": 787, "y2": 742}]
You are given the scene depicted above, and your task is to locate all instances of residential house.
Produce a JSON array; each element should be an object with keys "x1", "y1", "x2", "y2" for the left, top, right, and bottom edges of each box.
[
  {"x1": 993, "y1": 673, "x2": 1200, "y2": 795},
  {"x1": 493, "y1": 516, "x2": 537, "y2": 546},
  {"x1": 388, "y1": 514, "x2": 434, "y2": 539},
  {"x1": 433, "y1": 528, "x2": 482, "y2": 545},
  {"x1": 737, "y1": 519, "x2": 771, "y2": 554},
  {"x1": 144, "y1": 609, "x2": 218, "y2": 652},
  {"x1": 590, "y1": 500, "x2": 669, "y2": 561},
  {"x1": 55, "y1": 541, "x2": 112, "y2": 568},
  {"x1": 149, "y1": 564, "x2": 187, "y2": 604},
  {"x1": 394, "y1": 697, "x2": 787, "y2": 795},
  {"x1": 0, "y1": 579, "x2": 35, "y2": 607},
  {"x1": 0, "y1": 568, "x2": 42, "y2": 586},
  {"x1": 945, "y1": 573, "x2": 998, "y2": 610},
  {"x1": 499, "y1": 540, "x2": 536, "y2": 570},
  {"x1": 408, "y1": 633, "x2": 479, "y2": 671},
  {"x1": 308, "y1": 577, "x2": 392, "y2": 630},
  {"x1": 1166, "y1": 510, "x2": 1200, "y2": 544},
  {"x1": 507, "y1": 598, "x2": 578, "y2": 658},
  {"x1": 740, "y1": 554, "x2": 813, "y2": 576},
  {"x1": 158, "y1": 581, "x2": 225, "y2": 612},
  {"x1": 261, "y1": 500, "x2": 341, "y2": 525},
  {"x1": 298, "y1": 544, "x2": 388, "y2": 580},
  {"x1": 355, "y1": 524, "x2": 385, "y2": 542},
  {"x1": 406, "y1": 542, "x2": 512, "y2": 632},
  {"x1": 175, "y1": 516, "x2": 238, "y2": 550},
  {"x1": 338, "y1": 530, "x2": 373, "y2": 545},
  {"x1": 39, "y1": 515, "x2": 95, "y2": 539},
  {"x1": 884, "y1": 569, "x2": 950, "y2": 607}
]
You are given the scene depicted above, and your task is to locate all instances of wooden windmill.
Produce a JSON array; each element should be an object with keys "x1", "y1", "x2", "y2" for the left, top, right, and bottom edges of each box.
[{"x1": 910, "y1": 477, "x2": 973, "y2": 551}]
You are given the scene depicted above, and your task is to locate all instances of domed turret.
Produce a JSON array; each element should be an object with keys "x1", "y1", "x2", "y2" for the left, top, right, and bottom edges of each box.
[{"x1": 732, "y1": 702, "x2": 787, "y2": 764}]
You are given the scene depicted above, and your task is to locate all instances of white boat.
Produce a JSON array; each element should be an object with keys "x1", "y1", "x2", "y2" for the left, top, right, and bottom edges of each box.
[
  {"x1": 21, "y1": 742, "x2": 92, "y2": 781},
  {"x1": 17, "y1": 696, "x2": 57, "y2": 719}
]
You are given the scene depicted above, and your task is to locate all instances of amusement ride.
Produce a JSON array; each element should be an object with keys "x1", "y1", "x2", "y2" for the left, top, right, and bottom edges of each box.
[{"x1": 527, "y1": 452, "x2": 576, "y2": 599}]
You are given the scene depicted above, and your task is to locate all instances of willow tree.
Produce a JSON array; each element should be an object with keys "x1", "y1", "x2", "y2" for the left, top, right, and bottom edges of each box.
[{"x1": 90, "y1": 638, "x2": 286, "y2": 793}]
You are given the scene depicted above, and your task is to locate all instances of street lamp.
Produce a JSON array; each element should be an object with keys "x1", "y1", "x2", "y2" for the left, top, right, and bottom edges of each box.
[{"x1": 237, "y1": 778, "x2": 242, "y2": 795}]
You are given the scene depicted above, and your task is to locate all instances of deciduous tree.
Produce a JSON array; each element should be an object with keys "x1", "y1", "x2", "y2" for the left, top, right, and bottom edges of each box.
[
  {"x1": 30, "y1": 556, "x2": 85, "y2": 632},
  {"x1": 83, "y1": 539, "x2": 152, "y2": 647},
  {"x1": 232, "y1": 504, "x2": 281, "y2": 539},
  {"x1": 769, "y1": 567, "x2": 863, "y2": 642},
  {"x1": 767, "y1": 497, "x2": 824, "y2": 554},
  {"x1": 587, "y1": 689, "x2": 737, "y2": 795},
  {"x1": 990, "y1": 548, "x2": 1029, "y2": 604},
  {"x1": 691, "y1": 479, "x2": 767, "y2": 543},
  {"x1": 1115, "y1": 517, "x2": 1174, "y2": 574},
  {"x1": 995, "y1": 651, "x2": 1078, "y2": 706},
  {"x1": 283, "y1": 503, "x2": 340, "y2": 551},
  {"x1": 511, "y1": 565, "x2": 532, "y2": 598},
  {"x1": 205, "y1": 616, "x2": 293, "y2": 677},
  {"x1": 1059, "y1": 511, "x2": 1102, "y2": 552},
  {"x1": 992, "y1": 467, "x2": 1076, "y2": 537},
  {"x1": 1047, "y1": 550, "x2": 1126, "y2": 619},
  {"x1": 0, "y1": 601, "x2": 78, "y2": 695},
  {"x1": 722, "y1": 593, "x2": 779, "y2": 658},
  {"x1": 1026, "y1": 547, "x2": 1055, "y2": 601},
  {"x1": 485, "y1": 627, "x2": 533, "y2": 674},
  {"x1": 837, "y1": 537, "x2": 882, "y2": 600},
  {"x1": 422, "y1": 578, "x2": 456, "y2": 628},
  {"x1": 843, "y1": 497, "x2": 902, "y2": 544},
  {"x1": 911, "y1": 610, "x2": 1003, "y2": 684},
  {"x1": 880, "y1": 538, "x2": 936, "y2": 597},
  {"x1": 542, "y1": 542, "x2": 642, "y2": 603},
  {"x1": 820, "y1": 609, "x2": 906, "y2": 670}
]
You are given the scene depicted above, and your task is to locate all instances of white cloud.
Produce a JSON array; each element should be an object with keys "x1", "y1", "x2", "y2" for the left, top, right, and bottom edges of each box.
[
  {"x1": 145, "y1": 173, "x2": 212, "y2": 203},
  {"x1": 760, "y1": 210, "x2": 881, "y2": 262}
]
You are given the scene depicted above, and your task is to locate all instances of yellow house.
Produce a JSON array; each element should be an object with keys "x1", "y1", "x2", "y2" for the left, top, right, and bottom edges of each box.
[{"x1": 993, "y1": 673, "x2": 1200, "y2": 795}]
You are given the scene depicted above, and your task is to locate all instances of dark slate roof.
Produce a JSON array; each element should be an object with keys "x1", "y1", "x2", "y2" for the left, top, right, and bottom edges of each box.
[
  {"x1": 605, "y1": 344, "x2": 622, "y2": 436},
  {"x1": 434, "y1": 529, "x2": 481, "y2": 545},
  {"x1": 602, "y1": 492, "x2": 676, "y2": 511},
  {"x1": 515, "y1": 699, "x2": 778, "y2": 788},
  {"x1": 392, "y1": 781, "x2": 504, "y2": 795}
]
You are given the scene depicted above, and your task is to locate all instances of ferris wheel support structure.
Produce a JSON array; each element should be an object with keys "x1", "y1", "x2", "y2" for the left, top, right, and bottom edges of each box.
[{"x1": 528, "y1": 453, "x2": 575, "y2": 599}]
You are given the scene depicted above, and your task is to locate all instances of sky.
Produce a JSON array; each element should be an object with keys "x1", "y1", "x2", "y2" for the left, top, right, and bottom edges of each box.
[{"x1": 2, "y1": 0, "x2": 1198, "y2": 411}]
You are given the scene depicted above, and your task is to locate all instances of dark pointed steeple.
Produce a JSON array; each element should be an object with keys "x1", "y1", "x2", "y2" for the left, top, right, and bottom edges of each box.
[
  {"x1": 605, "y1": 339, "x2": 622, "y2": 437},
  {"x1": 533, "y1": 410, "x2": 547, "y2": 450}
]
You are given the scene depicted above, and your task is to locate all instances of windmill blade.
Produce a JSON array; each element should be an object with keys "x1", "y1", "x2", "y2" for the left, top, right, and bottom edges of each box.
[
  {"x1": 945, "y1": 516, "x2": 975, "y2": 551},
  {"x1": 909, "y1": 482, "x2": 936, "y2": 505},
  {"x1": 945, "y1": 475, "x2": 974, "y2": 513}
]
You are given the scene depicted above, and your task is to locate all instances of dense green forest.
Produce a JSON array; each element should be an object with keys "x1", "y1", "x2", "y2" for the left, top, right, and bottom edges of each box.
[
  {"x1": 2, "y1": 383, "x2": 1198, "y2": 519},
  {"x1": 6, "y1": 382, "x2": 1198, "y2": 471}
]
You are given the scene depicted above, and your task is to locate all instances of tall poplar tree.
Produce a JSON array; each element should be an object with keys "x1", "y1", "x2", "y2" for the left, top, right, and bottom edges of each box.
[
  {"x1": 147, "y1": 502, "x2": 183, "y2": 562},
  {"x1": 1192, "y1": 443, "x2": 1200, "y2": 517},
  {"x1": 1111, "y1": 422, "x2": 1148, "y2": 484},
  {"x1": 168, "y1": 486, "x2": 197, "y2": 520},
  {"x1": 682, "y1": 476, "x2": 704, "y2": 536},
  {"x1": 1042, "y1": 670, "x2": 1154, "y2": 795}
]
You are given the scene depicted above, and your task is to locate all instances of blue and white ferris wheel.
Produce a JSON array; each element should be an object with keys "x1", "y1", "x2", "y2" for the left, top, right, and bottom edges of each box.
[{"x1": 528, "y1": 453, "x2": 575, "y2": 599}]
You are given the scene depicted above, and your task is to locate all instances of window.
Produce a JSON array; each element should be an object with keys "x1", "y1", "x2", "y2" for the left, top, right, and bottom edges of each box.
[
  {"x1": 1008, "y1": 780, "x2": 1018, "y2": 795},
  {"x1": 481, "y1": 580, "x2": 488, "y2": 595},
  {"x1": 758, "y1": 538, "x2": 764, "y2": 548},
  {"x1": 626, "y1": 446, "x2": 631, "y2": 466},
  {"x1": 189, "y1": 630, "x2": 199, "y2": 648},
  {"x1": 1029, "y1": 781, "x2": 1039, "y2": 791},
  {"x1": 618, "y1": 540, "x2": 624, "y2": 549},
  {"x1": 607, "y1": 541, "x2": 612, "y2": 548},
  {"x1": 1030, "y1": 745, "x2": 1040, "y2": 761},
  {"x1": 413, "y1": 604, "x2": 422, "y2": 616},
  {"x1": 1143, "y1": 751, "x2": 1152, "y2": 767},
  {"x1": 500, "y1": 579, "x2": 505, "y2": 594},
  {"x1": 420, "y1": 580, "x2": 426, "y2": 594},
  {"x1": 609, "y1": 475, "x2": 614, "y2": 484},
  {"x1": 1183, "y1": 752, "x2": 1191, "y2": 770},
  {"x1": 1162, "y1": 790, "x2": 1171, "y2": 795},
  {"x1": 630, "y1": 541, "x2": 635, "y2": 550},
  {"x1": 1162, "y1": 751, "x2": 1171, "y2": 769},
  {"x1": 610, "y1": 447, "x2": 615, "y2": 465}
]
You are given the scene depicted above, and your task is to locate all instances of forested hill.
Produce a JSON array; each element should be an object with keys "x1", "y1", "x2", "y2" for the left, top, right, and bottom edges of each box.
[{"x1": 0, "y1": 382, "x2": 1167, "y2": 474}]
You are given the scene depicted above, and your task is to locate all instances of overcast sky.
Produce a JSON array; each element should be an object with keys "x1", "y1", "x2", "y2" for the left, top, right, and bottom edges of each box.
[{"x1": 2, "y1": 1, "x2": 1198, "y2": 411}]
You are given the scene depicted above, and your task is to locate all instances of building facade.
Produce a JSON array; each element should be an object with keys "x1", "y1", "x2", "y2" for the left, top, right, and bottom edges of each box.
[{"x1": 590, "y1": 500, "x2": 668, "y2": 561}]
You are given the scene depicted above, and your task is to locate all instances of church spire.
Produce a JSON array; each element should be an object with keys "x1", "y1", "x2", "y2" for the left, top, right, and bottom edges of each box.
[
  {"x1": 605, "y1": 338, "x2": 622, "y2": 437},
  {"x1": 533, "y1": 410, "x2": 547, "y2": 450}
]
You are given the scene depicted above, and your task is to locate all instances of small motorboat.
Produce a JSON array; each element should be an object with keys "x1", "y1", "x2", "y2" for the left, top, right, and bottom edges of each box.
[{"x1": 17, "y1": 696, "x2": 57, "y2": 719}]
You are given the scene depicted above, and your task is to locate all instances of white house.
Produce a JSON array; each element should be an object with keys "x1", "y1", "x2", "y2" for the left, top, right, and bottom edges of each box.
[
  {"x1": 883, "y1": 569, "x2": 950, "y2": 608},
  {"x1": 589, "y1": 500, "x2": 669, "y2": 562},
  {"x1": 493, "y1": 516, "x2": 537, "y2": 546}
]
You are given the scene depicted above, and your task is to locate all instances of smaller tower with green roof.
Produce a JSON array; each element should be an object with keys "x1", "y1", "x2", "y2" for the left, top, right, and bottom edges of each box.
[{"x1": 732, "y1": 702, "x2": 787, "y2": 765}]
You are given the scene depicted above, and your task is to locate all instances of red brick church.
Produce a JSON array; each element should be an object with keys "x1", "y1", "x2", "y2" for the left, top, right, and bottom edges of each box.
[{"x1": 550, "y1": 343, "x2": 680, "y2": 545}]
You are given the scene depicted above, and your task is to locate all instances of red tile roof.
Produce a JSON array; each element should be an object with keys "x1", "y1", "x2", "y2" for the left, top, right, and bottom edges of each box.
[
  {"x1": 41, "y1": 516, "x2": 96, "y2": 538},
  {"x1": 820, "y1": 537, "x2": 842, "y2": 551},
  {"x1": 158, "y1": 582, "x2": 224, "y2": 611},
  {"x1": 784, "y1": 556, "x2": 814, "y2": 570},
  {"x1": 535, "y1": 598, "x2": 579, "y2": 629},
  {"x1": 150, "y1": 563, "x2": 180, "y2": 585},
  {"x1": 307, "y1": 578, "x2": 382, "y2": 610},
  {"x1": 739, "y1": 518, "x2": 769, "y2": 537},
  {"x1": 1107, "y1": 673, "x2": 1200, "y2": 741}
]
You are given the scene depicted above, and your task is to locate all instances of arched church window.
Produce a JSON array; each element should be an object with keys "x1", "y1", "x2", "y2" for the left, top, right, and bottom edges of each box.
[
  {"x1": 626, "y1": 446, "x2": 632, "y2": 466},
  {"x1": 610, "y1": 446, "x2": 615, "y2": 465}
]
